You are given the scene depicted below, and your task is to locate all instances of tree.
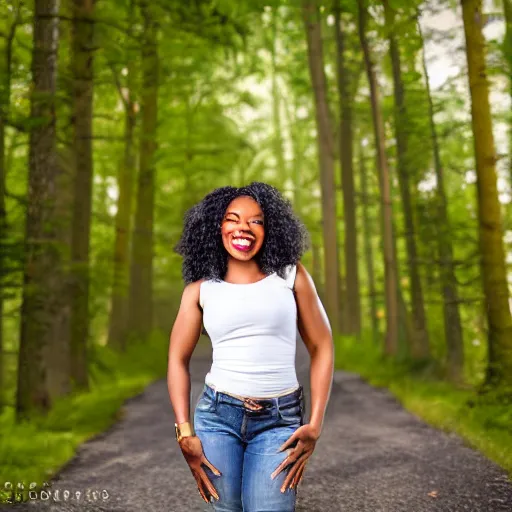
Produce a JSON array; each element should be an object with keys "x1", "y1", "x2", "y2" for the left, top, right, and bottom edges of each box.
[
  {"x1": 383, "y1": 0, "x2": 429, "y2": 360},
  {"x1": 128, "y1": 0, "x2": 159, "y2": 340},
  {"x1": 461, "y1": 0, "x2": 512, "y2": 389},
  {"x1": 108, "y1": 0, "x2": 138, "y2": 351},
  {"x1": 357, "y1": 0, "x2": 398, "y2": 354},
  {"x1": 418, "y1": 18, "x2": 464, "y2": 382},
  {"x1": 0, "y1": 0, "x2": 23, "y2": 412},
  {"x1": 334, "y1": 0, "x2": 361, "y2": 335},
  {"x1": 359, "y1": 142, "x2": 379, "y2": 343},
  {"x1": 302, "y1": 0, "x2": 341, "y2": 332},
  {"x1": 69, "y1": 0, "x2": 96, "y2": 390},
  {"x1": 502, "y1": 0, "x2": 512, "y2": 184},
  {"x1": 16, "y1": 0, "x2": 63, "y2": 420},
  {"x1": 270, "y1": 8, "x2": 286, "y2": 178}
]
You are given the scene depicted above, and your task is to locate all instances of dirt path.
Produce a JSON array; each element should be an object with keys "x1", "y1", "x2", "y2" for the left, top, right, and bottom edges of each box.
[{"x1": 7, "y1": 341, "x2": 512, "y2": 511}]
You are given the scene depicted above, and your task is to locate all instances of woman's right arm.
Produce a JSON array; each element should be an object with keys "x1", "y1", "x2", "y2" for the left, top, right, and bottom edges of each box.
[
  {"x1": 167, "y1": 280, "x2": 203, "y2": 425},
  {"x1": 167, "y1": 280, "x2": 221, "y2": 504}
]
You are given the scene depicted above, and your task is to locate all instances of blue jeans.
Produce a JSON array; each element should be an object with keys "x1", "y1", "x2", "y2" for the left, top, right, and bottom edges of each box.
[{"x1": 193, "y1": 383, "x2": 305, "y2": 511}]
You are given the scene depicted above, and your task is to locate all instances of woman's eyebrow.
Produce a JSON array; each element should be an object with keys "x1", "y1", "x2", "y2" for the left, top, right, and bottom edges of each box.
[{"x1": 225, "y1": 211, "x2": 263, "y2": 217}]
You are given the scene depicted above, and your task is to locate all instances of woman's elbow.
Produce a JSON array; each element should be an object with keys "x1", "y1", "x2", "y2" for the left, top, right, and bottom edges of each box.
[{"x1": 307, "y1": 335, "x2": 334, "y2": 360}]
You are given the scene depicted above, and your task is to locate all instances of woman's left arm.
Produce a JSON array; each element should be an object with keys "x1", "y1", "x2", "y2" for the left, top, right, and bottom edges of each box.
[
  {"x1": 271, "y1": 261, "x2": 334, "y2": 491},
  {"x1": 295, "y1": 261, "x2": 334, "y2": 435}
]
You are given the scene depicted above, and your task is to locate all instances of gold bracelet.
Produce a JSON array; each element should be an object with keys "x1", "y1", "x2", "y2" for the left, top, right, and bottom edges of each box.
[{"x1": 175, "y1": 421, "x2": 195, "y2": 442}]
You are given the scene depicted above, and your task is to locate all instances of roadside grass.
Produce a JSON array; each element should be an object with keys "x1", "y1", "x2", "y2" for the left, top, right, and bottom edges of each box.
[
  {"x1": 334, "y1": 336, "x2": 512, "y2": 477},
  {"x1": 0, "y1": 332, "x2": 171, "y2": 504}
]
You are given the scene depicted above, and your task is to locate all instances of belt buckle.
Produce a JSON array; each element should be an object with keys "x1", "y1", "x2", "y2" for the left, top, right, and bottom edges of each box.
[{"x1": 243, "y1": 398, "x2": 265, "y2": 411}]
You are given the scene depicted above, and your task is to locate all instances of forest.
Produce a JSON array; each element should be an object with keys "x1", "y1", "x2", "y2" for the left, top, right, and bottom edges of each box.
[{"x1": 1, "y1": 0, "x2": 511, "y2": 499}]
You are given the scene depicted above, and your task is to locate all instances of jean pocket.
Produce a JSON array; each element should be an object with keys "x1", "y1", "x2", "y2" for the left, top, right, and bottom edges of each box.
[
  {"x1": 195, "y1": 392, "x2": 215, "y2": 413},
  {"x1": 278, "y1": 400, "x2": 302, "y2": 424}
]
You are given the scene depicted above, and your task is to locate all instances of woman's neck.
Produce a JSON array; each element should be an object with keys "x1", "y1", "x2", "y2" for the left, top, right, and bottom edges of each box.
[{"x1": 224, "y1": 259, "x2": 266, "y2": 284}]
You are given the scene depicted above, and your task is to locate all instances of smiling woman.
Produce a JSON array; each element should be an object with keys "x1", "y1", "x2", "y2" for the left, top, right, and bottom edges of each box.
[
  {"x1": 169, "y1": 182, "x2": 334, "y2": 511},
  {"x1": 222, "y1": 197, "x2": 264, "y2": 255},
  {"x1": 173, "y1": 182, "x2": 310, "y2": 285},
  {"x1": 220, "y1": 196, "x2": 267, "y2": 281}
]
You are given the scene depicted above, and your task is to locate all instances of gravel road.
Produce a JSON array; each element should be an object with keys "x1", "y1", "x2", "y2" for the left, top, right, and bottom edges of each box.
[{"x1": 5, "y1": 340, "x2": 512, "y2": 511}]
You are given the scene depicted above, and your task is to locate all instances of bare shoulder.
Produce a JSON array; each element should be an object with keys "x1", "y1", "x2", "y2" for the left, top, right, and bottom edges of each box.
[
  {"x1": 295, "y1": 261, "x2": 314, "y2": 291},
  {"x1": 181, "y1": 278, "x2": 206, "y2": 304},
  {"x1": 296, "y1": 261, "x2": 308, "y2": 275}
]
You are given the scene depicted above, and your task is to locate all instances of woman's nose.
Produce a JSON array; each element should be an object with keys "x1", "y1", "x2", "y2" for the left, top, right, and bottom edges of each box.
[
  {"x1": 238, "y1": 219, "x2": 251, "y2": 230},
  {"x1": 235, "y1": 226, "x2": 251, "y2": 237}
]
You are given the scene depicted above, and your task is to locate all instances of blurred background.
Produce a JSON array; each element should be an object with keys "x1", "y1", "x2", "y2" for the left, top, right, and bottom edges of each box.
[{"x1": 0, "y1": 0, "x2": 511, "y2": 502}]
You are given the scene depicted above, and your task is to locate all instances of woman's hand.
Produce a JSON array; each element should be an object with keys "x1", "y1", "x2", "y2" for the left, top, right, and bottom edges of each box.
[
  {"x1": 271, "y1": 423, "x2": 320, "y2": 492},
  {"x1": 179, "y1": 435, "x2": 221, "y2": 503}
]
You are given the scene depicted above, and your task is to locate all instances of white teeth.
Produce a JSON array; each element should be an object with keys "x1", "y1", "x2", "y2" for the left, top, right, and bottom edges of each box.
[{"x1": 232, "y1": 238, "x2": 252, "y2": 246}]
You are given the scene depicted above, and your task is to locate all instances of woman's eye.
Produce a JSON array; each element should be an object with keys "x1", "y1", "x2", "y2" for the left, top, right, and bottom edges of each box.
[{"x1": 224, "y1": 217, "x2": 262, "y2": 225}]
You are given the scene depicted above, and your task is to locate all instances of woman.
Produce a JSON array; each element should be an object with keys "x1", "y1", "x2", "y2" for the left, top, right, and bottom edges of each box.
[{"x1": 168, "y1": 182, "x2": 334, "y2": 511}]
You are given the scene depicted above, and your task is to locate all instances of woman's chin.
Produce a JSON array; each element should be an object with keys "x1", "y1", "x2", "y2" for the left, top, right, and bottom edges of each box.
[
  {"x1": 224, "y1": 246, "x2": 259, "y2": 260},
  {"x1": 229, "y1": 251, "x2": 254, "y2": 261}
]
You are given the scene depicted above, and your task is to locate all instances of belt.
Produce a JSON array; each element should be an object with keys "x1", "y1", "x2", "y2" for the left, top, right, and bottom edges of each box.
[{"x1": 206, "y1": 383, "x2": 300, "y2": 411}]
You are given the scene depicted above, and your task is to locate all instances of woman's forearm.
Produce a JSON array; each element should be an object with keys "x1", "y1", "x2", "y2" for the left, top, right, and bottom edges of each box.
[
  {"x1": 168, "y1": 356, "x2": 192, "y2": 425},
  {"x1": 307, "y1": 340, "x2": 334, "y2": 435}
]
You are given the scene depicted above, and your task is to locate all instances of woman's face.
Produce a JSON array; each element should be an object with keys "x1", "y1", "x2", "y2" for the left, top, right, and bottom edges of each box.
[{"x1": 221, "y1": 195, "x2": 265, "y2": 261}]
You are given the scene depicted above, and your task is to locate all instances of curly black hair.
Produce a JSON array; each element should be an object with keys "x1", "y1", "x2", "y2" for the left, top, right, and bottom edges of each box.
[{"x1": 173, "y1": 182, "x2": 310, "y2": 284}]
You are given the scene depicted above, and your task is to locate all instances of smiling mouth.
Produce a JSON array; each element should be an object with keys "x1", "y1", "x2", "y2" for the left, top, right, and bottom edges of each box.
[{"x1": 231, "y1": 237, "x2": 254, "y2": 252}]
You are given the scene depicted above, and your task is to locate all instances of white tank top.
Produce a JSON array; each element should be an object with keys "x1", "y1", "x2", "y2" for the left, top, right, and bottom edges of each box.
[{"x1": 199, "y1": 264, "x2": 299, "y2": 397}]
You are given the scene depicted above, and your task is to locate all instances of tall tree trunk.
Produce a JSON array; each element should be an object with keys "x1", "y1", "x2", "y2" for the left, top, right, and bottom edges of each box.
[
  {"x1": 271, "y1": 8, "x2": 286, "y2": 177},
  {"x1": 311, "y1": 236, "x2": 324, "y2": 301},
  {"x1": 44, "y1": 0, "x2": 75, "y2": 402},
  {"x1": 128, "y1": 0, "x2": 158, "y2": 340},
  {"x1": 283, "y1": 97, "x2": 303, "y2": 215},
  {"x1": 359, "y1": 143, "x2": 378, "y2": 344},
  {"x1": 302, "y1": 0, "x2": 341, "y2": 333},
  {"x1": 334, "y1": 1, "x2": 361, "y2": 335},
  {"x1": 283, "y1": 95, "x2": 304, "y2": 216},
  {"x1": 0, "y1": 85, "x2": 3, "y2": 413},
  {"x1": 0, "y1": 1, "x2": 21, "y2": 412},
  {"x1": 398, "y1": 286, "x2": 415, "y2": 351},
  {"x1": 383, "y1": 0, "x2": 429, "y2": 360},
  {"x1": 16, "y1": 0, "x2": 61, "y2": 420},
  {"x1": 461, "y1": 0, "x2": 512, "y2": 389},
  {"x1": 419, "y1": 20, "x2": 464, "y2": 382},
  {"x1": 503, "y1": 0, "x2": 512, "y2": 186},
  {"x1": 107, "y1": 109, "x2": 136, "y2": 350},
  {"x1": 108, "y1": 0, "x2": 137, "y2": 351},
  {"x1": 69, "y1": 0, "x2": 95, "y2": 391},
  {"x1": 356, "y1": 0, "x2": 398, "y2": 354},
  {"x1": 337, "y1": 258, "x2": 349, "y2": 332}
]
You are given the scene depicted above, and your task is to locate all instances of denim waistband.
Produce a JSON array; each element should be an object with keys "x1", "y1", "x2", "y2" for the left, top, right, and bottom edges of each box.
[{"x1": 202, "y1": 383, "x2": 303, "y2": 409}]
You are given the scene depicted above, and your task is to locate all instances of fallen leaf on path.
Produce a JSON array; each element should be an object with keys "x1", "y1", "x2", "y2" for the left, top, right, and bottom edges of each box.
[{"x1": 428, "y1": 490, "x2": 438, "y2": 498}]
